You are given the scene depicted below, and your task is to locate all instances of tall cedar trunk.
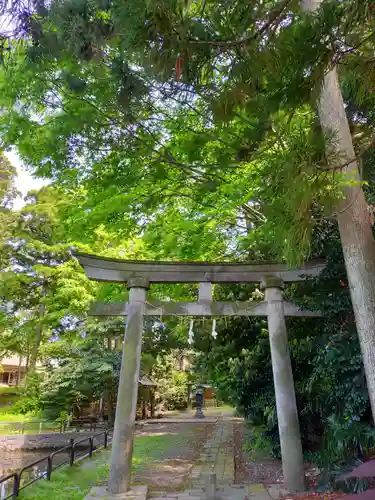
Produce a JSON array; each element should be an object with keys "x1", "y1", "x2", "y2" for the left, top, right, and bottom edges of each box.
[
  {"x1": 28, "y1": 282, "x2": 47, "y2": 375},
  {"x1": 302, "y1": 0, "x2": 375, "y2": 422}
]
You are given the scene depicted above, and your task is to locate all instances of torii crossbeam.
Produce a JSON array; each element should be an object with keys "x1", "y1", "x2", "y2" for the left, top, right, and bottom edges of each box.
[{"x1": 75, "y1": 253, "x2": 325, "y2": 497}]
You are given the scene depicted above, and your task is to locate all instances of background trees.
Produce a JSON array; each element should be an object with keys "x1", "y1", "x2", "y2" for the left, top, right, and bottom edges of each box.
[{"x1": 0, "y1": 186, "x2": 96, "y2": 375}]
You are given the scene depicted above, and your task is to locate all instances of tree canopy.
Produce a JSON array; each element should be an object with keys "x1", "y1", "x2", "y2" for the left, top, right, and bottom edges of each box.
[{"x1": 2, "y1": 0, "x2": 375, "y2": 262}]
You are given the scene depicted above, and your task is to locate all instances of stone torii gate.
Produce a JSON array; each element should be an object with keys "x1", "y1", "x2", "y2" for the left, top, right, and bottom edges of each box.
[{"x1": 76, "y1": 253, "x2": 325, "y2": 498}]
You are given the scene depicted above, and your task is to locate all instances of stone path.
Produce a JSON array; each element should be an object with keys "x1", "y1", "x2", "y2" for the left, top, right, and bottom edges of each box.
[{"x1": 149, "y1": 416, "x2": 288, "y2": 500}]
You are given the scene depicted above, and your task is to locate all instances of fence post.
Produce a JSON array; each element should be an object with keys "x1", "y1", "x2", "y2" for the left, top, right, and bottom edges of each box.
[
  {"x1": 20, "y1": 423, "x2": 24, "y2": 435},
  {"x1": 46, "y1": 456, "x2": 52, "y2": 480},
  {"x1": 12, "y1": 474, "x2": 20, "y2": 497},
  {"x1": 69, "y1": 438, "x2": 75, "y2": 466},
  {"x1": 104, "y1": 431, "x2": 108, "y2": 449},
  {"x1": 39, "y1": 422, "x2": 43, "y2": 434},
  {"x1": 89, "y1": 437, "x2": 93, "y2": 457}
]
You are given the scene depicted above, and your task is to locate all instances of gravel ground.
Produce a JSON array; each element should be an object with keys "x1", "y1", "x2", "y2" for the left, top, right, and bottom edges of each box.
[
  {"x1": 233, "y1": 423, "x2": 352, "y2": 499},
  {"x1": 234, "y1": 421, "x2": 284, "y2": 485},
  {"x1": 281, "y1": 494, "x2": 347, "y2": 500}
]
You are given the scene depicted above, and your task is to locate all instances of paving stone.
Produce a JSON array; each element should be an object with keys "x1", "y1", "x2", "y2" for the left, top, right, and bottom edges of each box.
[
  {"x1": 265, "y1": 484, "x2": 290, "y2": 498},
  {"x1": 222, "y1": 494, "x2": 247, "y2": 500},
  {"x1": 176, "y1": 495, "x2": 202, "y2": 500},
  {"x1": 246, "y1": 494, "x2": 271, "y2": 500},
  {"x1": 151, "y1": 495, "x2": 180, "y2": 499},
  {"x1": 194, "y1": 480, "x2": 207, "y2": 487},
  {"x1": 177, "y1": 497, "x2": 202, "y2": 500},
  {"x1": 85, "y1": 485, "x2": 148, "y2": 500},
  {"x1": 245, "y1": 484, "x2": 271, "y2": 500},
  {"x1": 246, "y1": 484, "x2": 266, "y2": 493}
]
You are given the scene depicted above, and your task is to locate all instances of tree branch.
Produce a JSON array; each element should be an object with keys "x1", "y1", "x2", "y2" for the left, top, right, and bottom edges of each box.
[{"x1": 185, "y1": 0, "x2": 293, "y2": 47}]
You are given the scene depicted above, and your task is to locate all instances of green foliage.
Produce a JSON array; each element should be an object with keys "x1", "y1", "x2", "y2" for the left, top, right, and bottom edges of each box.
[
  {"x1": 56, "y1": 410, "x2": 69, "y2": 427},
  {"x1": 0, "y1": 152, "x2": 18, "y2": 268},
  {"x1": 2, "y1": 0, "x2": 373, "y2": 264},
  {"x1": 244, "y1": 424, "x2": 276, "y2": 460},
  {"x1": 151, "y1": 352, "x2": 191, "y2": 410},
  {"x1": 40, "y1": 323, "x2": 122, "y2": 418},
  {"x1": 36, "y1": 316, "x2": 190, "y2": 418},
  {"x1": 324, "y1": 416, "x2": 375, "y2": 464},
  {"x1": 306, "y1": 417, "x2": 375, "y2": 493},
  {"x1": 12, "y1": 374, "x2": 43, "y2": 415},
  {"x1": 0, "y1": 186, "x2": 98, "y2": 374}
]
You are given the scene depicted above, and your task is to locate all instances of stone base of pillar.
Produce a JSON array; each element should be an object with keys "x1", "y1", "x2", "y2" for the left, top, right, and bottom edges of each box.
[
  {"x1": 194, "y1": 408, "x2": 205, "y2": 418},
  {"x1": 84, "y1": 485, "x2": 148, "y2": 500}
]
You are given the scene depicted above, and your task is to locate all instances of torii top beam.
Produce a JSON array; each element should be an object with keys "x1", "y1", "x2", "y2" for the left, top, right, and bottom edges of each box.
[{"x1": 74, "y1": 253, "x2": 325, "y2": 284}]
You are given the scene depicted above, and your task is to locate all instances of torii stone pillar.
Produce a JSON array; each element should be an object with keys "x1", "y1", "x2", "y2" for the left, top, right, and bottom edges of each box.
[
  {"x1": 262, "y1": 277, "x2": 306, "y2": 493},
  {"x1": 108, "y1": 278, "x2": 149, "y2": 495}
]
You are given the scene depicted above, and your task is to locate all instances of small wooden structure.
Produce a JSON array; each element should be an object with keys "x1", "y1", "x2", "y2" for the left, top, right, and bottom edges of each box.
[
  {"x1": 200, "y1": 384, "x2": 216, "y2": 407},
  {"x1": 76, "y1": 253, "x2": 325, "y2": 496},
  {"x1": 137, "y1": 375, "x2": 157, "y2": 419},
  {"x1": 76, "y1": 375, "x2": 157, "y2": 421},
  {"x1": 0, "y1": 356, "x2": 28, "y2": 386}
]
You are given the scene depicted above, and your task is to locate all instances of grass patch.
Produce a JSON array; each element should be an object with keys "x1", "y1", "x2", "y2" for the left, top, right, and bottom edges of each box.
[
  {"x1": 0, "y1": 409, "x2": 38, "y2": 423},
  {"x1": 0, "y1": 399, "x2": 39, "y2": 429},
  {"x1": 0, "y1": 420, "x2": 60, "y2": 434},
  {"x1": 18, "y1": 432, "x2": 180, "y2": 500},
  {"x1": 0, "y1": 386, "x2": 20, "y2": 396},
  {"x1": 0, "y1": 391, "x2": 40, "y2": 428}
]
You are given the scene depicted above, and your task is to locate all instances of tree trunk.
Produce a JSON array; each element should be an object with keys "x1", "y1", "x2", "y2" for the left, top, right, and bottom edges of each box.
[
  {"x1": 187, "y1": 383, "x2": 193, "y2": 410},
  {"x1": 105, "y1": 385, "x2": 115, "y2": 426},
  {"x1": 28, "y1": 281, "x2": 47, "y2": 375},
  {"x1": 150, "y1": 389, "x2": 155, "y2": 418},
  {"x1": 302, "y1": 0, "x2": 375, "y2": 422},
  {"x1": 107, "y1": 336, "x2": 112, "y2": 351},
  {"x1": 33, "y1": 0, "x2": 47, "y2": 16},
  {"x1": 17, "y1": 356, "x2": 22, "y2": 386},
  {"x1": 25, "y1": 350, "x2": 29, "y2": 372}
]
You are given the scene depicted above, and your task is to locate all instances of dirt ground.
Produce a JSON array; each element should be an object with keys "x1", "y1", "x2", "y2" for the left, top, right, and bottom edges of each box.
[
  {"x1": 234, "y1": 421, "x2": 284, "y2": 485},
  {"x1": 133, "y1": 422, "x2": 213, "y2": 490}
]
